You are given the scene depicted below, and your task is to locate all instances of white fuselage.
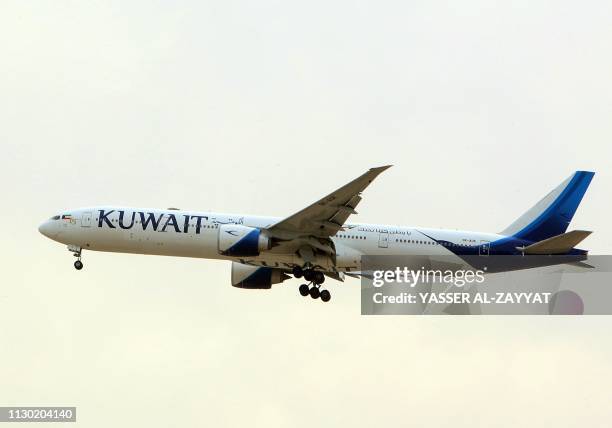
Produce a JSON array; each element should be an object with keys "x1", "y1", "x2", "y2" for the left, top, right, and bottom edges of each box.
[{"x1": 39, "y1": 206, "x2": 504, "y2": 272}]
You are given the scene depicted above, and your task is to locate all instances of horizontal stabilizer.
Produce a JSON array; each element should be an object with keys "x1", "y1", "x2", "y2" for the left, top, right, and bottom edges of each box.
[
  {"x1": 566, "y1": 261, "x2": 595, "y2": 269},
  {"x1": 520, "y1": 230, "x2": 592, "y2": 255}
]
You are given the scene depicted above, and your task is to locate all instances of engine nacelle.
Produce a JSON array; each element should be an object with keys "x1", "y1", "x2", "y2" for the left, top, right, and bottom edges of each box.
[
  {"x1": 218, "y1": 224, "x2": 271, "y2": 257},
  {"x1": 231, "y1": 262, "x2": 290, "y2": 289}
]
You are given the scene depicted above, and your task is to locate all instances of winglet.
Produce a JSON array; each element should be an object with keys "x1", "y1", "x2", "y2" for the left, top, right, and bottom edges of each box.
[
  {"x1": 365, "y1": 165, "x2": 392, "y2": 182},
  {"x1": 370, "y1": 165, "x2": 393, "y2": 173}
]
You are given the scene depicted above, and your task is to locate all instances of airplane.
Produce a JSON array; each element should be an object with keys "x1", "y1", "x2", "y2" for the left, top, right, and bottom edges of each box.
[{"x1": 39, "y1": 167, "x2": 594, "y2": 302}]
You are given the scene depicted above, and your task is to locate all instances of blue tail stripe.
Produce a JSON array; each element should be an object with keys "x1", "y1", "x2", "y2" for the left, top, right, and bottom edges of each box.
[{"x1": 511, "y1": 171, "x2": 594, "y2": 242}]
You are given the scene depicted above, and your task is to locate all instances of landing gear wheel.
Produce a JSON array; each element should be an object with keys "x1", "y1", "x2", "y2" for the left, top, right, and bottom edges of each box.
[
  {"x1": 320, "y1": 289, "x2": 331, "y2": 302},
  {"x1": 299, "y1": 283, "x2": 310, "y2": 297},
  {"x1": 303, "y1": 270, "x2": 315, "y2": 282},
  {"x1": 314, "y1": 271, "x2": 325, "y2": 284},
  {"x1": 74, "y1": 260, "x2": 83, "y2": 270},
  {"x1": 292, "y1": 266, "x2": 304, "y2": 278},
  {"x1": 309, "y1": 286, "x2": 320, "y2": 299}
]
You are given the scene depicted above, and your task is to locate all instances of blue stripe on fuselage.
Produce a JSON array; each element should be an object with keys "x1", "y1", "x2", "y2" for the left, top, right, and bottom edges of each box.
[{"x1": 419, "y1": 232, "x2": 586, "y2": 257}]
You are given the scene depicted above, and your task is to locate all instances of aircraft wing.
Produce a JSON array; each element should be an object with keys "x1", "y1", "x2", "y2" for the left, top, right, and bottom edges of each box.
[{"x1": 267, "y1": 165, "x2": 391, "y2": 239}]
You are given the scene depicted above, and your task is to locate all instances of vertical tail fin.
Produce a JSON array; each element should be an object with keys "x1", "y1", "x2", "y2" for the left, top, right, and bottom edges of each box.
[{"x1": 501, "y1": 171, "x2": 594, "y2": 242}]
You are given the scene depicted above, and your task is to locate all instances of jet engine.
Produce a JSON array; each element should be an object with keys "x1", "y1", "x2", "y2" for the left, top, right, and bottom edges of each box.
[
  {"x1": 218, "y1": 224, "x2": 271, "y2": 257},
  {"x1": 231, "y1": 262, "x2": 290, "y2": 289}
]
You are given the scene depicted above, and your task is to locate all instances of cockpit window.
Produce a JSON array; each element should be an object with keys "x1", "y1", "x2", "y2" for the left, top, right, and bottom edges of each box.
[{"x1": 50, "y1": 215, "x2": 60, "y2": 220}]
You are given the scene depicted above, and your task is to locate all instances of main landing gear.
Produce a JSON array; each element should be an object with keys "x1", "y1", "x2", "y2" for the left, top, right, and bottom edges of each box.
[
  {"x1": 69, "y1": 245, "x2": 84, "y2": 270},
  {"x1": 293, "y1": 266, "x2": 331, "y2": 302}
]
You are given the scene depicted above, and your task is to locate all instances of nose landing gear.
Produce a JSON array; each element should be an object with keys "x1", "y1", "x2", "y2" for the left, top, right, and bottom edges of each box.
[{"x1": 68, "y1": 245, "x2": 83, "y2": 270}]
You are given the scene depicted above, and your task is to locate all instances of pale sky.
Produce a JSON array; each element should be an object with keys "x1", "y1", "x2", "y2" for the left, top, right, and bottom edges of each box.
[{"x1": 1, "y1": 1, "x2": 611, "y2": 427}]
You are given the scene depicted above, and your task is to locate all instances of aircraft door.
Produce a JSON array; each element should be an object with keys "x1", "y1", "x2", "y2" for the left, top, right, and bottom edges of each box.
[
  {"x1": 378, "y1": 231, "x2": 389, "y2": 248},
  {"x1": 479, "y1": 240, "x2": 490, "y2": 256},
  {"x1": 81, "y1": 212, "x2": 92, "y2": 227}
]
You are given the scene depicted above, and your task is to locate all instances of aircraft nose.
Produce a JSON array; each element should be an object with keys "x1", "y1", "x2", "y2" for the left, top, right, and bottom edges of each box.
[{"x1": 38, "y1": 221, "x2": 53, "y2": 238}]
